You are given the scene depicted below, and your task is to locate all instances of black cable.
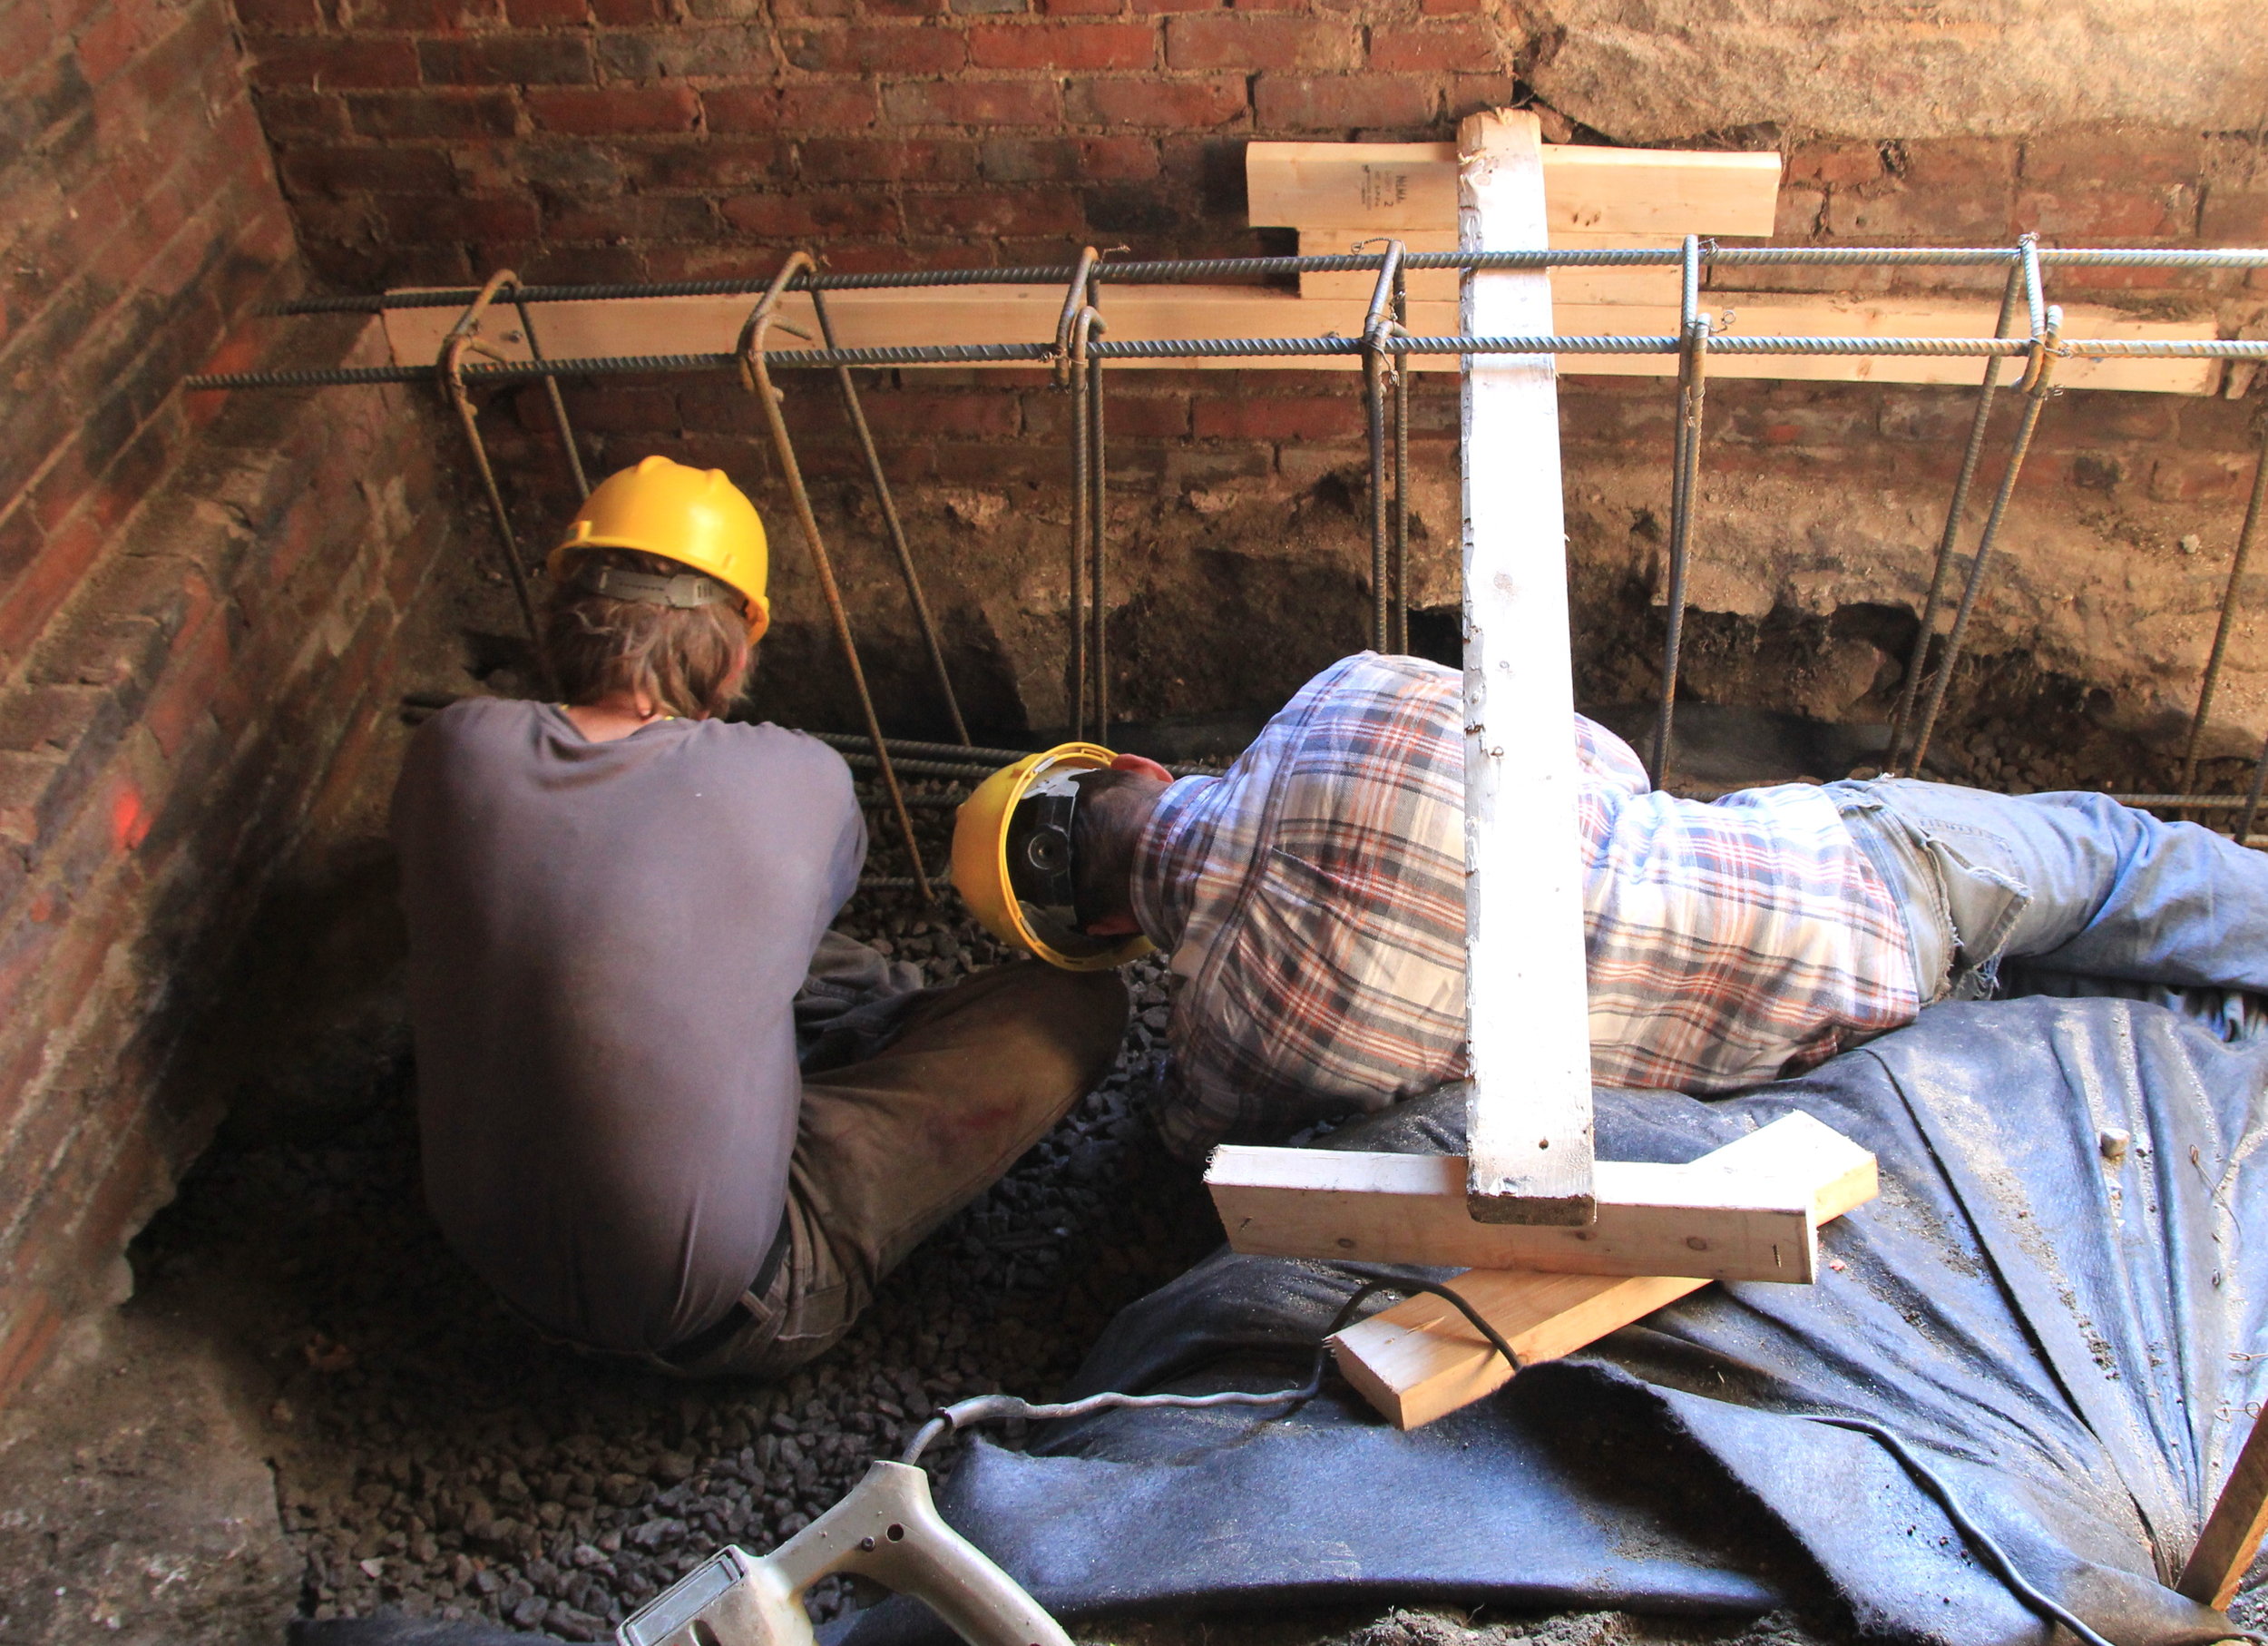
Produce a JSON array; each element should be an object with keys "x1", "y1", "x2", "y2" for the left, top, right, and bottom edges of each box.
[
  {"x1": 1805, "y1": 1414, "x2": 2198, "y2": 1646},
  {"x1": 901, "y1": 1272, "x2": 1520, "y2": 1464}
]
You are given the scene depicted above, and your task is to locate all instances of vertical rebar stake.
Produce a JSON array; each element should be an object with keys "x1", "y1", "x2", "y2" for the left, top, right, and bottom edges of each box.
[
  {"x1": 513, "y1": 292, "x2": 590, "y2": 501},
  {"x1": 1903, "y1": 290, "x2": 2062, "y2": 778},
  {"x1": 1885, "y1": 258, "x2": 2024, "y2": 776},
  {"x1": 438, "y1": 269, "x2": 543, "y2": 650},
  {"x1": 1057, "y1": 250, "x2": 1100, "y2": 741},
  {"x1": 1085, "y1": 329, "x2": 1110, "y2": 737},
  {"x1": 1362, "y1": 240, "x2": 1405, "y2": 654},
  {"x1": 738, "y1": 253, "x2": 932, "y2": 901},
  {"x1": 1392, "y1": 259, "x2": 1412, "y2": 655},
  {"x1": 811, "y1": 288, "x2": 971, "y2": 746},
  {"x1": 2176, "y1": 413, "x2": 2268, "y2": 814},
  {"x1": 1649, "y1": 235, "x2": 1709, "y2": 788}
]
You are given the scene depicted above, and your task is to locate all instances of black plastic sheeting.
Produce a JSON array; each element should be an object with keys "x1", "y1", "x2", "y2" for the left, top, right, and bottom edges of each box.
[{"x1": 846, "y1": 996, "x2": 2268, "y2": 1646}]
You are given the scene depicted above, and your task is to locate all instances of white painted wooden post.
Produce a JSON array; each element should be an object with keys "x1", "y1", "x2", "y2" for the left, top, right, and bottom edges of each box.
[{"x1": 1459, "y1": 110, "x2": 1598, "y2": 1225}]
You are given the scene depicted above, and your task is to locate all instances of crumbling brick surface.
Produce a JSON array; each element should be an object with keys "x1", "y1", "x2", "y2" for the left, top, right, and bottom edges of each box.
[{"x1": 0, "y1": 0, "x2": 466, "y2": 1406}]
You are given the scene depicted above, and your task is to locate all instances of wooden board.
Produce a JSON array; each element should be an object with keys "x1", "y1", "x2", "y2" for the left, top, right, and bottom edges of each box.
[
  {"x1": 1209, "y1": 1143, "x2": 1825, "y2": 1278},
  {"x1": 1296, "y1": 230, "x2": 1686, "y2": 305},
  {"x1": 1457, "y1": 110, "x2": 1596, "y2": 1225},
  {"x1": 1247, "y1": 141, "x2": 1784, "y2": 237},
  {"x1": 380, "y1": 285, "x2": 2220, "y2": 394},
  {"x1": 2178, "y1": 1407, "x2": 2268, "y2": 1609},
  {"x1": 1331, "y1": 1112, "x2": 1879, "y2": 1429}
]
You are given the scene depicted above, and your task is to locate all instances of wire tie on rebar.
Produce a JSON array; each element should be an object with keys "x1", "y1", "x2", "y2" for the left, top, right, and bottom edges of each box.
[{"x1": 1053, "y1": 247, "x2": 1101, "y2": 389}]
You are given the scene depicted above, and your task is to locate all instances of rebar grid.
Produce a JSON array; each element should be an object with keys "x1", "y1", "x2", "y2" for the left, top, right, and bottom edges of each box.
[{"x1": 189, "y1": 239, "x2": 2268, "y2": 854}]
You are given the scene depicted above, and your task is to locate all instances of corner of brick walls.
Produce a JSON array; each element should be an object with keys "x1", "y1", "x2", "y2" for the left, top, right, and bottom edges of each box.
[{"x1": 0, "y1": 0, "x2": 467, "y2": 1403}]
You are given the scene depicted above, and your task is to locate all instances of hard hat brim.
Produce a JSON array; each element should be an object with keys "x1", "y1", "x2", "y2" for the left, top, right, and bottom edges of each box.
[{"x1": 952, "y1": 744, "x2": 1156, "y2": 972}]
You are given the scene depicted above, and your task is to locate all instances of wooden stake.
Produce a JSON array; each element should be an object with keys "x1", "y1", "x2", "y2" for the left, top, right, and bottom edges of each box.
[
  {"x1": 2179, "y1": 1408, "x2": 2268, "y2": 1610},
  {"x1": 1457, "y1": 109, "x2": 1596, "y2": 1226}
]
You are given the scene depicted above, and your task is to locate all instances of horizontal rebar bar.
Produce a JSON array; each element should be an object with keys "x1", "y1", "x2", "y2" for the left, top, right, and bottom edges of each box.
[
  {"x1": 259, "y1": 244, "x2": 2268, "y2": 314},
  {"x1": 816, "y1": 730, "x2": 1039, "y2": 765},
  {"x1": 181, "y1": 332, "x2": 2268, "y2": 392}
]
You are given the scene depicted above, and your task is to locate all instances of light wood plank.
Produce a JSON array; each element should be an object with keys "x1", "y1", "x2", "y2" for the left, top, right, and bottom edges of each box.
[
  {"x1": 1208, "y1": 1112, "x2": 1872, "y2": 1279},
  {"x1": 380, "y1": 286, "x2": 2220, "y2": 394},
  {"x1": 1295, "y1": 230, "x2": 1685, "y2": 305},
  {"x1": 1330, "y1": 1112, "x2": 1878, "y2": 1429},
  {"x1": 2179, "y1": 1407, "x2": 2268, "y2": 1609},
  {"x1": 1458, "y1": 110, "x2": 1595, "y2": 1226},
  {"x1": 1247, "y1": 140, "x2": 1784, "y2": 237}
]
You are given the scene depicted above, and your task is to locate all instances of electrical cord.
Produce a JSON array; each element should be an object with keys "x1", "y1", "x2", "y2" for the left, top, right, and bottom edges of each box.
[
  {"x1": 1802, "y1": 1416, "x2": 2268, "y2": 1646},
  {"x1": 900, "y1": 1273, "x2": 1522, "y2": 1464}
]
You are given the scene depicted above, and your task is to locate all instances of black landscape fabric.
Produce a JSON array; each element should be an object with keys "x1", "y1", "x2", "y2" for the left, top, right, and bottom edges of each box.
[{"x1": 846, "y1": 994, "x2": 2268, "y2": 1646}]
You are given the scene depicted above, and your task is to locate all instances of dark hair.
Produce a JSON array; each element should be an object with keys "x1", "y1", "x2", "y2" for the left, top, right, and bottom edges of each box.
[
  {"x1": 542, "y1": 548, "x2": 752, "y2": 720},
  {"x1": 1070, "y1": 769, "x2": 1156, "y2": 928}
]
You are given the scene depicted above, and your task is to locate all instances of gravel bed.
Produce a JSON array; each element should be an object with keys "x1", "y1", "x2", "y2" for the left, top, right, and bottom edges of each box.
[{"x1": 133, "y1": 780, "x2": 1219, "y2": 1638}]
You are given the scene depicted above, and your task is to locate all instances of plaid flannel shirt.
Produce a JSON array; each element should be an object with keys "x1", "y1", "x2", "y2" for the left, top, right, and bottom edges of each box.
[{"x1": 1130, "y1": 652, "x2": 1920, "y2": 1158}]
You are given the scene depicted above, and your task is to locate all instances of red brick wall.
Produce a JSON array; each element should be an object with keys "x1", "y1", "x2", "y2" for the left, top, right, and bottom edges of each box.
[
  {"x1": 235, "y1": 0, "x2": 1518, "y2": 287},
  {"x1": 0, "y1": 0, "x2": 464, "y2": 1401}
]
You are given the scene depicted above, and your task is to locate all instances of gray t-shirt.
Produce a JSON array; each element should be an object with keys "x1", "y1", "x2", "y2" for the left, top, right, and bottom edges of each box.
[{"x1": 391, "y1": 699, "x2": 864, "y2": 1354}]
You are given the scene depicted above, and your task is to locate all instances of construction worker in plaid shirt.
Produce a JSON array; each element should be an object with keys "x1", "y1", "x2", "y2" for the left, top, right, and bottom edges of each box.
[{"x1": 957, "y1": 652, "x2": 2268, "y2": 1158}]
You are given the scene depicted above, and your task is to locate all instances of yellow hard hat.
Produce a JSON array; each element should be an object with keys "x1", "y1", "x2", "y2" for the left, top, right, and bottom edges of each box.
[
  {"x1": 550, "y1": 456, "x2": 771, "y2": 642},
  {"x1": 953, "y1": 743, "x2": 1156, "y2": 972}
]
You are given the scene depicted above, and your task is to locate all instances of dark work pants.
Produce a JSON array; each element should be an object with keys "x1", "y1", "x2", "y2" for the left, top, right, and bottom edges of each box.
[{"x1": 665, "y1": 961, "x2": 1129, "y2": 1378}]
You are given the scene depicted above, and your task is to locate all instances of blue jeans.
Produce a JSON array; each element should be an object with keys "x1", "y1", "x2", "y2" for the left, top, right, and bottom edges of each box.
[{"x1": 1827, "y1": 779, "x2": 2268, "y2": 1042}]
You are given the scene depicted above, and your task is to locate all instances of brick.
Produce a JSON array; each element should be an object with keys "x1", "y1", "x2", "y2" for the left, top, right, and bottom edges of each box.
[
  {"x1": 1165, "y1": 13, "x2": 1357, "y2": 71},
  {"x1": 594, "y1": 24, "x2": 769, "y2": 79},
  {"x1": 1191, "y1": 394, "x2": 1361, "y2": 441},
  {"x1": 1255, "y1": 73, "x2": 1438, "y2": 132},
  {"x1": 963, "y1": 17, "x2": 1151, "y2": 67},
  {"x1": 902, "y1": 188, "x2": 1082, "y2": 237},
  {"x1": 800, "y1": 137, "x2": 979, "y2": 185},
  {"x1": 142, "y1": 607, "x2": 232, "y2": 758},
  {"x1": 1784, "y1": 139, "x2": 1885, "y2": 188},
  {"x1": 1898, "y1": 137, "x2": 2018, "y2": 191},
  {"x1": 980, "y1": 133, "x2": 1157, "y2": 183},
  {"x1": 2014, "y1": 186, "x2": 2197, "y2": 240},
  {"x1": 1068, "y1": 73, "x2": 1242, "y2": 126},
  {"x1": 622, "y1": 138, "x2": 786, "y2": 190},
  {"x1": 378, "y1": 193, "x2": 542, "y2": 243},
  {"x1": 1129, "y1": 0, "x2": 1212, "y2": 12},
  {"x1": 1827, "y1": 182, "x2": 2009, "y2": 242},
  {"x1": 525, "y1": 83, "x2": 699, "y2": 133},
  {"x1": 543, "y1": 193, "x2": 717, "y2": 240},
  {"x1": 860, "y1": 389, "x2": 1021, "y2": 439},
  {"x1": 589, "y1": 0, "x2": 666, "y2": 19},
  {"x1": 504, "y1": 0, "x2": 587, "y2": 20},
  {"x1": 784, "y1": 24, "x2": 968, "y2": 73},
  {"x1": 277, "y1": 143, "x2": 457, "y2": 196},
  {"x1": 702, "y1": 83, "x2": 877, "y2": 131},
  {"x1": 719, "y1": 191, "x2": 901, "y2": 237},
  {"x1": 336, "y1": 0, "x2": 503, "y2": 24},
  {"x1": 881, "y1": 78, "x2": 1061, "y2": 126},
  {"x1": 1366, "y1": 22, "x2": 1489, "y2": 72},
  {"x1": 246, "y1": 37, "x2": 419, "y2": 90},
  {"x1": 2202, "y1": 188, "x2": 2268, "y2": 245},
  {"x1": 1041, "y1": 0, "x2": 1121, "y2": 14},
  {"x1": 418, "y1": 34, "x2": 594, "y2": 85},
  {"x1": 74, "y1": 0, "x2": 161, "y2": 86},
  {"x1": 248, "y1": 88, "x2": 348, "y2": 140},
  {"x1": 345, "y1": 89, "x2": 519, "y2": 139},
  {"x1": 2022, "y1": 127, "x2": 2203, "y2": 188}
]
